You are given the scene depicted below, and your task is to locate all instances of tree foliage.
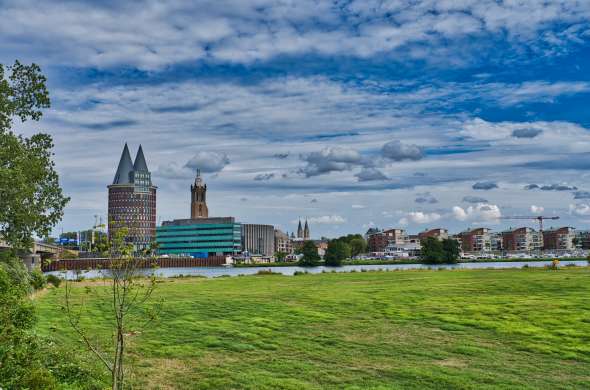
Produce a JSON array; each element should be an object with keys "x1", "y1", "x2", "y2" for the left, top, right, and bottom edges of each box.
[
  {"x1": 0, "y1": 61, "x2": 69, "y2": 250},
  {"x1": 0, "y1": 255, "x2": 97, "y2": 389},
  {"x1": 421, "y1": 237, "x2": 460, "y2": 264},
  {"x1": 275, "y1": 251, "x2": 287, "y2": 262},
  {"x1": 441, "y1": 238, "x2": 461, "y2": 263},
  {"x1": 0, "y1": 261, "x2": 54, "y2": 389},
  {"x1": 324, "y1": 240, "x2": 351, "y2": 266},
  {"x1": 328, "y1": 234, "x2": 367, "y2": 258},
  {"x1": 298, "y1": 241, "x2": 320, "y2": 266},
  {"x1": 348, "y1": 237, "x2": 367, "y2": 257}
]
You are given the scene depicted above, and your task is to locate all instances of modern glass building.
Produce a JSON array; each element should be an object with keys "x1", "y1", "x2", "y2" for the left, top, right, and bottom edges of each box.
[{"x1": 156, "y1": 217, "x2": 241, "y2": 258}]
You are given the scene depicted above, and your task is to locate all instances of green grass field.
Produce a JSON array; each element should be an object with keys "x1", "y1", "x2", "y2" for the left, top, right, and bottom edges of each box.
[{"x1": 35, "y1": 268, "x2": 590, "y2": 389}]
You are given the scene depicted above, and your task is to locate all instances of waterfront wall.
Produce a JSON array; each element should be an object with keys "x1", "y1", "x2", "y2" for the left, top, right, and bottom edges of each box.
[{"x1": 42, "y1": 256, "x2": 227, "y2": 271}]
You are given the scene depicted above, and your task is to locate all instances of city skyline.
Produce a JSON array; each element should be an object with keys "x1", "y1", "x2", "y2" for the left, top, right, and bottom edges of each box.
[{"x1": 3, "y1": 1, "x2": 590, "y2": 236}]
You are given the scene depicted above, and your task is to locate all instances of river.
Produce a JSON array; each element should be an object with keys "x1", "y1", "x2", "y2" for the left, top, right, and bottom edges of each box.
[{"x1": 46, "y1": 259, "x2": 589, "y2": 280}]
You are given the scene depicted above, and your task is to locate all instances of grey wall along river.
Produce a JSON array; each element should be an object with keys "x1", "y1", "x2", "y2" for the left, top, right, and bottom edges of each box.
[{"x1": 46, "y1": 260, "x2": 589, "y2": 280}]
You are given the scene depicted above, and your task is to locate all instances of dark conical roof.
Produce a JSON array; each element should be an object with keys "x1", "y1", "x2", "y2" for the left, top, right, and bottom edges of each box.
[
  {"x1": 133, "y1": 144, "x2": 149, "y2": 172},
  {"x1": 113, "y1": 143, "x2": 134, "y2": 184}
]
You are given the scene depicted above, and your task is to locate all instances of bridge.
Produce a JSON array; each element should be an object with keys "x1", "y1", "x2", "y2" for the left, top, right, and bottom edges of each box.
[{"x1": 0, "y1": 240, "x2": 62, "y2": 270}]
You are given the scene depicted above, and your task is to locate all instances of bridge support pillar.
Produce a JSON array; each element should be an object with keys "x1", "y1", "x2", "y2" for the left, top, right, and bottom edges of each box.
[{"x1": 22, "y1": 254, "x2": 41, "y2": 271}]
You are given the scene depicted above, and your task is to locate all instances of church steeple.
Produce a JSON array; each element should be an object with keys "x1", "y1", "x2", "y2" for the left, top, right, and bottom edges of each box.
[
  {"x1": 297, "y1": 220, "x2": 303, "y2": 238},
  {"x1": 191, "y1": 169, "x2": 208, "y2": 218},
  {"x1": 304, "y1": 219, "x2": 310, "y2": 240}
]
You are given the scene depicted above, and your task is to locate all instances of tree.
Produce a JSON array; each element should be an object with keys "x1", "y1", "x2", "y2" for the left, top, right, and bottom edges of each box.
[
  {"x1": 441, "y1": 238, "x2": 460, "y2": 263},
  {"x1": 328, "y1": 234, "x2": 367, "y2": 257},
  {"x1": 275, "y1": 251, "x2": 287, "y2": 262},
  {"x1": 0, "y1": 254, "x2": 57, "y2": 388},
  {"x1": 421, "y1": 237, "x2": 460, "y2": 264},
  {"x1": 0, "y1": 61, "x2": 69, "y2": 251},
  {"x1": 298, "y1": 241, "x2": 320, "y2": 266},
  {"x1": 64, "y1": 226, "x2": 160, "y2": 390},
  {"x1": 324, "y1": 240, "x2": 351, "y2": 266},
  {"x1": 420, "y1": 237, "x2": 445, "y2": 264},
  {"x1": 349, "y1": 237, "x2": 367, "y2": 257}
]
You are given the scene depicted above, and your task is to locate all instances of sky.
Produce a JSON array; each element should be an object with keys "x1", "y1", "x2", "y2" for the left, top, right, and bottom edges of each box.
[{"x1": 3, "y1": 0, "x2": 590, "y2": 238}]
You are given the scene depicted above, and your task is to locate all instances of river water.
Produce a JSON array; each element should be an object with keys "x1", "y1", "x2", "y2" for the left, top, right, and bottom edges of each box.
[{"x1": 46, "y1": 260, "x2": 589, "y2": 280}]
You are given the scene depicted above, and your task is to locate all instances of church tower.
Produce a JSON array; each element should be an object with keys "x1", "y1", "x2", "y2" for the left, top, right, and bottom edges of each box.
[
  {"x1": 191, "y1": 169, "x2": 208, "y2": 218},
  {"x1": 297, "y1": 220, "x2": 303, "y2": 238},
  {"x1": 304, "y1": 219, "x2": 310, "y2": 240}
]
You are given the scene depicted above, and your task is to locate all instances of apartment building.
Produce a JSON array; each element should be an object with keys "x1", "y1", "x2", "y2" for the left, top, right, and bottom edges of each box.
[
  {"x1": 418, "y1": 228, "x2": 448, "y2": 241},
  {"x1": 367, "y1": 228, "x2": 408, "y2": 252},
  {"x1": 490, "y1": 232, "x2": 503, "y2": 251},
  {"x1": 458, "y1": 228, "x2": 491, "y2": 252},
  {"x1": 542, "y1": 227, "x2": 575, "y2": 251},
  {"x1": 502, "y1": 227, "x2": 543, "y2": 252},
  {"x1": 575, "y1": 230, "x2": 590, "y2": 249},
  {"x1": 274, "y1": 229, "x2": 293, "y2": 254}
]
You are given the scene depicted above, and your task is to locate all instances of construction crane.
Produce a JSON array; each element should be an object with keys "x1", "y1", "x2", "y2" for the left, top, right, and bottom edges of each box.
[{"x1": 499, "y1": 215, "x2": 559, "y2": 232}]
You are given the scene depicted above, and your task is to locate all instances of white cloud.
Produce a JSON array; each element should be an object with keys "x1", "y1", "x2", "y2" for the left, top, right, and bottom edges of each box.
[
  {"x1": 355, "y1": 167, "x2": 388, "y2": 182},
  {"x1": 530, "y1": 205, "x2": 544, "y2": 213},
  {"x1": 569, "y1": 203, "x2": 590, "y2": 216},
  {"x1": 306, "y1": 215, "x2": 347, "y2": 225},
  {"x1": 452, "y1": 204, "x2": 501, "y2": 222},
  {"x1": 300, "y1": 146, "x2": 363, "y2": 177},
  {"x1": 185, "y1": 151, "x2": 230, "y2": 173},
  {"x1": 382, "y1": 140, "x2": 424, "y2": 161},
  {"x1": 352, "y1": 204, "x2": 366, "y2": 209},
  {"x1": 460, "y1": 118, "x2": 590, "y2": 153},
  {"x1": 399, "y1": 211, "x2": 441, "y2": 225},
  {"x1": 3, "y1": 1, "x2": 589, "y2": 69}
]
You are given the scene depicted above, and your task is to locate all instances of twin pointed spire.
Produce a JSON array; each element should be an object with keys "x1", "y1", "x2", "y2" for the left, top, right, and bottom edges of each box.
[
  {"x1": 112, "y1": 143, "x2": 151, "y2": 185},
  {"x1": 133, "y1": 145, "x2": 149, "y2": 172},
  {"x1": 296, "y1": 219, "x2": 310, "y2": 239}
]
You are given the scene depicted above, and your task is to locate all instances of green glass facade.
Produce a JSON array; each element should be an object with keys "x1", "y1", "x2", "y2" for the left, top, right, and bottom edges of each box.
[{"x1": 156, "y1": 218, "x2": 242, "y2": 257}]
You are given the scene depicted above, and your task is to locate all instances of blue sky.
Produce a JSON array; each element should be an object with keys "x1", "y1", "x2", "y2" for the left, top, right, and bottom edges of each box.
[{"x1": 3, "y1": 0, "x2": 590, "y2": 237}]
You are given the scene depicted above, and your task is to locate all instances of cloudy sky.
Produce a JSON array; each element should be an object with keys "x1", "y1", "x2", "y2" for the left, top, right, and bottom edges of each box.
[{"x1": 4, "y1": 0, "x2": 590, "y2": 237}]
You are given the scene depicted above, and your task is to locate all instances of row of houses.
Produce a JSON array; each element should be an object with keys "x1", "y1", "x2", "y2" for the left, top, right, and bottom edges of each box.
[{"x1": 367, "y1": 226, "x2": 583, "y2": 254}]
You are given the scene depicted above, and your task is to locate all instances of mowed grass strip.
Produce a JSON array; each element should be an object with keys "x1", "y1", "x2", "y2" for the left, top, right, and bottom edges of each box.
[{"x1": 35, "y1": 268, "x2": 590, "y2": 389}]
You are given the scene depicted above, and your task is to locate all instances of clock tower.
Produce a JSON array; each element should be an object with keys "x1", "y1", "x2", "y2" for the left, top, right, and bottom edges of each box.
[{"x1": 190, "y1": 169, "x2": 208, "y2": 218}]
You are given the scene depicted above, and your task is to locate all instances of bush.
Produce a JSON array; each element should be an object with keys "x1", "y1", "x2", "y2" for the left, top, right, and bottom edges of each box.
[
  {"x1": 256, "y1": 269, "x2": 279, "y2": 275},
  {"x1": 46, "y1": 274, "x2": 62, "y2": 288},
  {"x1": 30, "y1": 268, "x2": 47, "y2": 290},
  {"x1": 293, "y1": 270, "x2": 308, "y2": 276}
]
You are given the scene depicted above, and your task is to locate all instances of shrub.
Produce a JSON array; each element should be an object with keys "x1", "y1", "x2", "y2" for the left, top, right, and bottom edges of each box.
[
  {"x1": 30, "y1": 268, "x2": 47, "y2": 290},
  {"x1": 256, "y1": 269, "x2": 278, "y2": 275},
  {"x1": 46, "y1": 274, "x2": 62, "y2": 288},
  {"x1": 293, "y1": 271, "x2": 308, "y2": 276},
  {"x1": 548, "y1": 259, "x2": 560, "y2": 270}
]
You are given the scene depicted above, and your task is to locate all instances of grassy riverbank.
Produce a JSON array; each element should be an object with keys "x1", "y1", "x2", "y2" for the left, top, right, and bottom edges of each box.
[
  {"x1": 35, "y1": 268, "x2": 590, "y2": 389},
  {"x1": 234, "y1": 257, "x2": 588, "y2": 267}
]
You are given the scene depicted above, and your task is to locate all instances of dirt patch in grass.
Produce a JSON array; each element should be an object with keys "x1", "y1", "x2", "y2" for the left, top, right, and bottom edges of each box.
[
  {"x1": 435, "y1": 358, "x2": 468, "y2": 368},
  {"x1": 138, "y1": 358, "x2": 193, "y2": 390}
]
